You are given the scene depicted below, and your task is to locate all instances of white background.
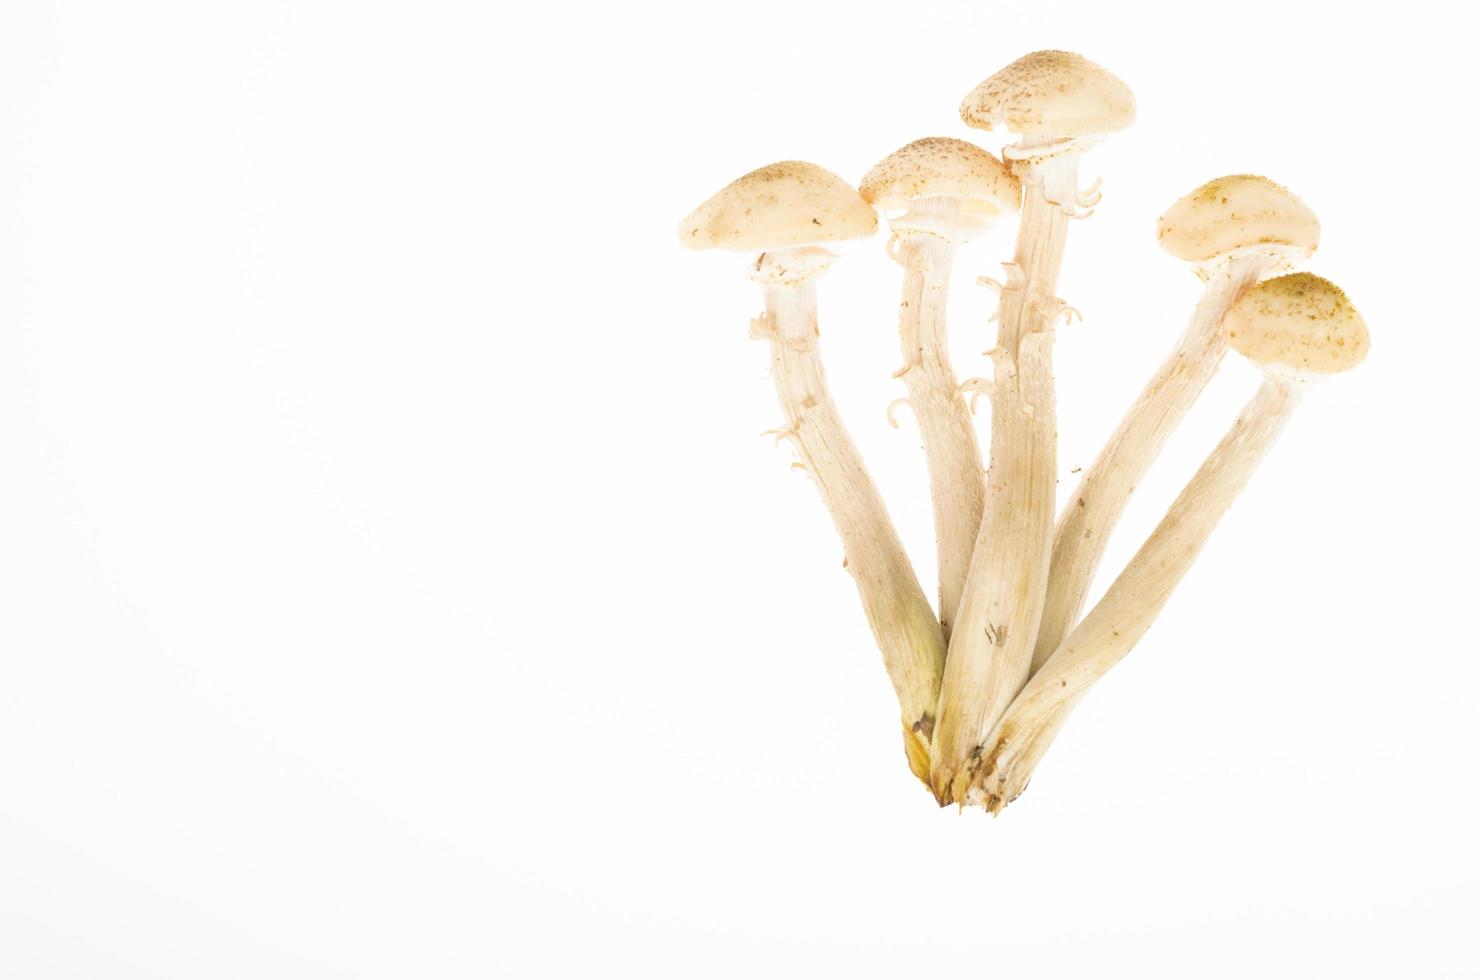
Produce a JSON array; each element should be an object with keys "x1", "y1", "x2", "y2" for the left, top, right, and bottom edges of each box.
[{"x1": 1, "y1": 0, "x2": 1476, "y2": 976}]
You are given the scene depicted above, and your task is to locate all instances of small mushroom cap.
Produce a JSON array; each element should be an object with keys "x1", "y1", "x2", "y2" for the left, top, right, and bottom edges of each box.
[
  {"x1": 677, "y1": 161, "x2": 877, "y2": 252},
  {"x1": 1157, "y1": 175, "x2": 1320, "y2": 264},
  {"x1": 960, "y1": 50, "x2": 1135, "y2": 136},
  {"x1": 1225, "y1": 273, "x2": 1369, "y2": 375},
  {"x1": 859, "y1": 138, "x2": 1021, "y2": 218}
]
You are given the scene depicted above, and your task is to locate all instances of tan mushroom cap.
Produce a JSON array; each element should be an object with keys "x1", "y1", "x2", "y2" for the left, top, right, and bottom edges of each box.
[
  {"x1": 677, "y1": 161, "x2": 878, "y2": 252},
  {"x1": 1225, "y1": 273, "x2": 1369, "y2": 375},
  {"x1": 960, "y1": 50, "x2": 1135, "y2": 137},
  {"x1": 1157, "y1": 175, "x2": 1320, "y2": 264},
  {"x1": 859, "y1": 138, "x2": 1021, "y2": 218}
]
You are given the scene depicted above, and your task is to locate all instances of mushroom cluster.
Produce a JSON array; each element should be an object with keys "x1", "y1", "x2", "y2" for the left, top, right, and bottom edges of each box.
[{"x1": 678, "y1": 51, "x2": 1369, "y2": 811}]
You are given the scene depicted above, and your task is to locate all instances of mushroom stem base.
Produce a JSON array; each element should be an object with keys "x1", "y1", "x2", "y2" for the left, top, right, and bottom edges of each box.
[
  {"x1": 755, "y1": 270, "x2": 946, "y2": 782},
  {"x1": 930, "y1": 154, "x2": 1077, "y2": 804},
  {"x1": 966, "y1": 376, "x2": 1302, "y2": 809}
]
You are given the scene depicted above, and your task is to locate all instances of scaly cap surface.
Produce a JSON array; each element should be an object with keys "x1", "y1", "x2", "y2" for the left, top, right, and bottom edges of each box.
[
  {"x1": 678, "y1": 161, "x2": 878, "y2": 252},
  {"x1": 859, "y1": 138, "x2": 1021, "y2": 218},
  {"x1": 960, "y1": 51, "x2": 1135, "y2": 136},
  {"x1": 1225, "y1": 273, "x2": 1369, "y2": 375},
  {"x1": 1158, "y1": 175, "x2": 1320, "y2": 264}
]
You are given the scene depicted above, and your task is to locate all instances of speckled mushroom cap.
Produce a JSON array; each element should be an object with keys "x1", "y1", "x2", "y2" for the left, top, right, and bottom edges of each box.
[
  {"x1": 960, "y1": 50, "x2": 1135, "y2": 136},
  {"x1": 859, "y1": 138, "x2": 1021, "y2": 218},
  {"x1": 1225, "y1": 273, "x2": 1369, "y2": 376},
  {"x1": 1157, "y1": 175, "x2": 1320, "y2": 264},
  {"x1": 678, "y1": 161, "x2": 878, "y2": 252}
]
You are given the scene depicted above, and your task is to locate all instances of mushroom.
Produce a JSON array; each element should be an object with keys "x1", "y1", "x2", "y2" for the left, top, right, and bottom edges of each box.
[
  {"x1": 858, "y1": 138, "x2": 1022, "y2": 639},
  {"x1": 1034, "y1": 176, "x2": 1321, "y2": 671},
  {"x1": 678, "y1": 161, "x2": 947, "y2": 782},
  {"x1": 931, "y1": 51, "x2": 1135, "y2": 804},
  {"x1": 965, "y1": 273, "x2": 1369, "y2": 812}
]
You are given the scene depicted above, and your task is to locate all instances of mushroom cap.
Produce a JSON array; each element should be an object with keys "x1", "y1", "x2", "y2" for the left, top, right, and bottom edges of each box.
[
  {"x1": 1157, "y1": 175, "x2": 1320, "y2": 264},
  {"x1": 859, "y1": 138, "x2": 1021, "y2": 218},
  {"x1": 960, "y1": 50, "x2": 1135, "y2": 136},
  {"x1": 677, "y1": 161, "x2": 878, "y2": 252},
  {"x1": 1225, "y1": 273, "x2": 1369, "y2": 375}
]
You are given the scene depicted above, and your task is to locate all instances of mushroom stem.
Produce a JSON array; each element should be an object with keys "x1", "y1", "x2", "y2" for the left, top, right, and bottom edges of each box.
[
  {"x1": 930, "y1": 152, "x2": 1076, "y2": 803},
  {"x1": 892, "y1": 203, "x2": 985, "y2": 638},
  {"x1": 1033, "y1": 252, "x2": 1278, "y2": 671},
  {"x1": 754, "y1": 252, "x2": 947, "y2": 781},
  {"x1": 965, "y1": 376, "x2": 1301, "y2": 812}
]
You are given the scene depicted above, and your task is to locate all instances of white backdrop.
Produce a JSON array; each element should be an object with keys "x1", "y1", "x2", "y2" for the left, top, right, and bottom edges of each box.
[{"x1": 2, "y1": 0, "x2": 1475, "y2": 976}]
